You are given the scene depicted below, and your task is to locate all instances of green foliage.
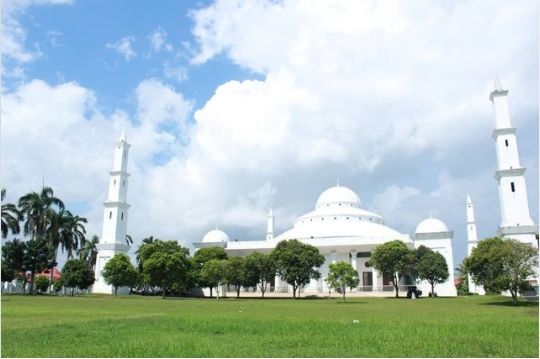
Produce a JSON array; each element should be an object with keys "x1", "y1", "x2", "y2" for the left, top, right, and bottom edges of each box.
[
  {"x1": 24, "y1": 239, "x2": 52, "y2": 294},
  {"x1": 102, "y1": 253, "x2": 138, "y2": 296},
  {"x1": 224, "y1": 256, "x2": 248, "y2": 298},
  {"x1": 62, "y1": 259, "x2": 94, "y2": 294},
  {"x1": 244, "y1": 252, "x2": 275, "y2": 297},
  {"x1": 34, "y1": 275, "x2": 50, "y2": 293},
  {"x1": 192, "y1": 246, "x2": 228, "y2": 291},
  {"x1": 415, "y1": 245, "x2": 449, "y2": 297},
  {"x1": 199, "y1": 259, "x2": 227, "y2": 298},
  {"x1": 1, "y1": 262, "x2": 16, "y2": 283},
  {"x1": 143, "y1": 250, "x2": 191, "y2": 299},
  {"x1": 367, "y1": 240, "x2": 414, "y2": 297},
  {"x1": 1, "y1": 296, "x2": 537, "y2": 357},
  {"x1": 465, "y1": 237, "x2": 538, "y2": 303},
  {"x1": 326, "y1": 261, "x2": 360, "y2": 302},
  {"x1": 193, "y1": 246, "x2": 228, "y2": 266},
  {"x1": 2, "y1": 239, "x2": 26, "y2": 276},
  {"x1": 1, "y1": 188, "x2": 21, "y2": 238},
  {"x1": 270, "y1": 239, "x2": 325, "y2": 299},
  {"x1": 52, "y1": 278, "x2": 63, "y2": 293}
]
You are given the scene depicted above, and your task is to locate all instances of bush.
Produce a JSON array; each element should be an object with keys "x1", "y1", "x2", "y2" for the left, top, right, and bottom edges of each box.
[
  {"x1": 53, "y1": 279, "x2": 63, "y2": 294},
  {"x1": 34, "y1": 276, "x2": 50, "y2": 293}
]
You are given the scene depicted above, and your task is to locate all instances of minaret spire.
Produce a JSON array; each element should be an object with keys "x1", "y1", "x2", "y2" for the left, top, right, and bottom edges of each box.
[
  {"x1": 466, "y1": 194, "x2": 483, "y2": 295},
  {"x1": 489, "y1": 80, "x2": 535, "y2": 242},
  {"x1": 266, "y1": 208, "x2": 274, "y2": 241},
  {"x1": 93, "y1": 132, "x2": 132, "y2": 295}
]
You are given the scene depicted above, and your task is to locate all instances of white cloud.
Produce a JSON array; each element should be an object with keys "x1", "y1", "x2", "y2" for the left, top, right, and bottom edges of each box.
[
  {"x1": 148, "y1": 28, "x2": 173, "y2": 53},
  {"x1": 106, "y1": 36, "x2": 137, "y2": 61},
  {"x1": 163, "y1": 62, "x2": 188, "y2": 82},
  {"x1": 1, "y1": 0, "x2": 72, "y2": 76}
]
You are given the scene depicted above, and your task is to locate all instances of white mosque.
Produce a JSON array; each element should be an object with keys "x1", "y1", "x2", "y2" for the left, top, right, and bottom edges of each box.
[{"x1": 93, "y1": 80, "x2": 538, "y2": 297}]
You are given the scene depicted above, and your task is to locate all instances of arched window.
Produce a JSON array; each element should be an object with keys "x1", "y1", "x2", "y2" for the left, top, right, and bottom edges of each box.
[
  {"x1": 121, "y1": 212, "x2": 124, "y2": 220},
  {"x1": 109, "y1": 211, "x2": 112, "y2": 219}
]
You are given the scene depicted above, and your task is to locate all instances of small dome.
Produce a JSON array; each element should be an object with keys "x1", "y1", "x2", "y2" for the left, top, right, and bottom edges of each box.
[
  {"x1": 202, "y1": 229, "x2": 230, "y2": 243},
  {"x1": 415, "y1": 218, "x2": 449, "y2": 234},
  {"x1": 316, "y1": 186, "x2": 361, "y2": 209}
]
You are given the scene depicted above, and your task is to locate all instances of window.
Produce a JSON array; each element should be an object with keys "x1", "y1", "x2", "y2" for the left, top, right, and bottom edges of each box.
[
  {"x1": 121, "y1": 212, "x2": 124, "y2": 220},
  {"x1": 357, "y1": 252, "x2": 371, "y2": 258},
  {"x1": 511, "y1": 182, "x2": 515, "y2": 192},
  {"x1": 113, "y1": 179, "x2": 116, "y2": 185},
  {"x1": 109, "y1": 211, "x2": 112, "y2": 219},
  {"x1": 123, "y1": 180, "x2": 125, "y2": 186},
  {"x1": 505, "y1": 139, "x2": 509, "y2": 147}
]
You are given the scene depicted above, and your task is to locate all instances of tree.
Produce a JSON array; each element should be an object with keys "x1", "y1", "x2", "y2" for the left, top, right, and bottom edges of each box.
[
  {"x1": 225, "y1": 256, "x2": 248, "y2": 298},
  {"x1": 270, "y1": 239, "x2": 325, "y2": 299},
  {"x1": 1, "y1": 188, "x2": 21, "y2": 238},
  {"x1": 1, "y1": 262, "x2": 16, "y2": 283},
  {"x1": 101, "y1": 253, "x2": 138, "y2": 296},
  {"x1": 326, "y1": 261, "x2": 360, "y2": 302},
  {"x1": 415, "y1": 245, "x2": 449, "y2": 297},
  {"x1": 200, "y1": 259, "x2": 227, "y2": 299},
  {"x1": 244, "y1": 252, "x2": 275, "y2": 297},
  {"x1": 78, "y1": 235, "x2": 99, "y2": 269},
  {"x1": 62, "y1": 259, "x2": 95, "y2": 296},
  {"x1": 193, "y1": 246, "x2": 228, "y2": 297},
  {"x1": 367, "y1": 240, "x2": 414, "y2": 298},
  {"x1": 18, "y1": 186, "x2": 64, "y2": 241},
  {"x1": 52, "y1": 278, "x2": 63, "y2": 294},
  {"x1": 24, "y1": 239, "x2": 52, "y2": 294},
  {"x1": 34, "y1": 276, "x2": 50, "y2": 293},
  {"x1": 465, "y1": 237, "x2": 538, "y2": 304},
  {"x1": 143, "y1": 250, "x2": 190, "y2": 299},
  {"x1": 2, "y1": 239, "x2": 26, "y2": 291}
]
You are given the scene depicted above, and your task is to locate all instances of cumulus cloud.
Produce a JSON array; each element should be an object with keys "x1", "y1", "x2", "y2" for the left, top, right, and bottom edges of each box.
[{"x1": 106, "y1": 36, "x2": 137, "y2": 61}]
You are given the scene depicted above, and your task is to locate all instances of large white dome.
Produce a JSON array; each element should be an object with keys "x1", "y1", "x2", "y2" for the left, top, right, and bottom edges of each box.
[
  {"x1": 202, "y1": 229, "x2": 230, "y2": 243},
  {"x1": 415, "y1": 218, "x2": 449, "y2": 234},
  {"x1": 316, "y1": 185, "x2": 361, "y2": 209}
]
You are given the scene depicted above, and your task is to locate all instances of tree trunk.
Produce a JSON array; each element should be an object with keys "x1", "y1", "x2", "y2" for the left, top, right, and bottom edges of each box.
[
  {"x1": 342, "y1": 286, "x2": 346, "y2": 303},
  {"x1": 115, "y1": 286, "x2": 118, "y2": 297},
  {"x1": 209, "y1": 287, "x2": 213, "y2": 298},
  {"x1": 236, "y1": 286, "x2": 240, "y2": 299},
  {"x1": 161, "y1": 286, "x2": 166, "y2": 299},
  {"x1": 431, "y1": 282, "x2": 435, "y2": 298},
  {"x1": 394, "y1": 283, "x2": 399, "y2": 298},
  {"x1": 510, "y1": 289, "x2": 518, "y2": 304},
  {"x1": 29, "y1": 272, "x2": 35, "y2": 295},
  {"x1": 71, "y1": 287, "x2": 74, "y2": 296}
]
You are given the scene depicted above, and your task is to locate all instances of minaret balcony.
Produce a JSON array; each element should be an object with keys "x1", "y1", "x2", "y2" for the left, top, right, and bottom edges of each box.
[
  {"x1": 492, "y1": 127, "x2": 516, "y2": 140},
  {"x1": 494, "y1": 167, "x2": 526, "y2": 182}
]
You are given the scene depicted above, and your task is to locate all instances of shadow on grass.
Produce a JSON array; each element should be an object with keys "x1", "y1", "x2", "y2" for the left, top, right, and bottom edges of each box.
[{"x1": 481, "y1": 300, "x2": 539, "y2": 307}]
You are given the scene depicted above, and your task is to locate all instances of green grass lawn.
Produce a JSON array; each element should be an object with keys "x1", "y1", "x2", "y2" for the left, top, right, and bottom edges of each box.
[{"x1": 1, "y1": 294, "x2": 538, "y2": 357}]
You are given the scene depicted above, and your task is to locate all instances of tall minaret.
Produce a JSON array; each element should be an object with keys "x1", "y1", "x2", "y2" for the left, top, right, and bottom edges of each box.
[
  {"x1": 466, "y1": 195, "x2": 484, "y2": 294},
  {"x1": 489, "y1": 79, "x2": 537, "y2": 246},
  {"x1": 266, "y1": 208, "x2": 274, "y2": 241},
  {"x1": 93, "y1": 131, "x2": 132, "y2": 294}
]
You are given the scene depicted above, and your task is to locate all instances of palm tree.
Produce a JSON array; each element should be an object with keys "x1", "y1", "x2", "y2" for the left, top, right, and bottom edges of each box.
[
  {"x1": 1, "y1": 188, "x2": 21, "y2": 238},
  {"x1": 18, "y1": 187, "x2": 64, "y2": 241},
  {"x1": 78, "y1": 235, "x2": 99, "y2": 270}
]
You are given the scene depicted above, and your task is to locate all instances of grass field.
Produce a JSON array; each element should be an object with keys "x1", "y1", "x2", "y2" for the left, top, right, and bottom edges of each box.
[{"x1": 1, "y1": 294, "x2": 538, "y2": 357}]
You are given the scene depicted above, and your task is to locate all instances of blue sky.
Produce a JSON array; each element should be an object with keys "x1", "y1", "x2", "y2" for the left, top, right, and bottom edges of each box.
[{"x1": 2, "y1": 0, "x2": 538, "y2": 268}]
